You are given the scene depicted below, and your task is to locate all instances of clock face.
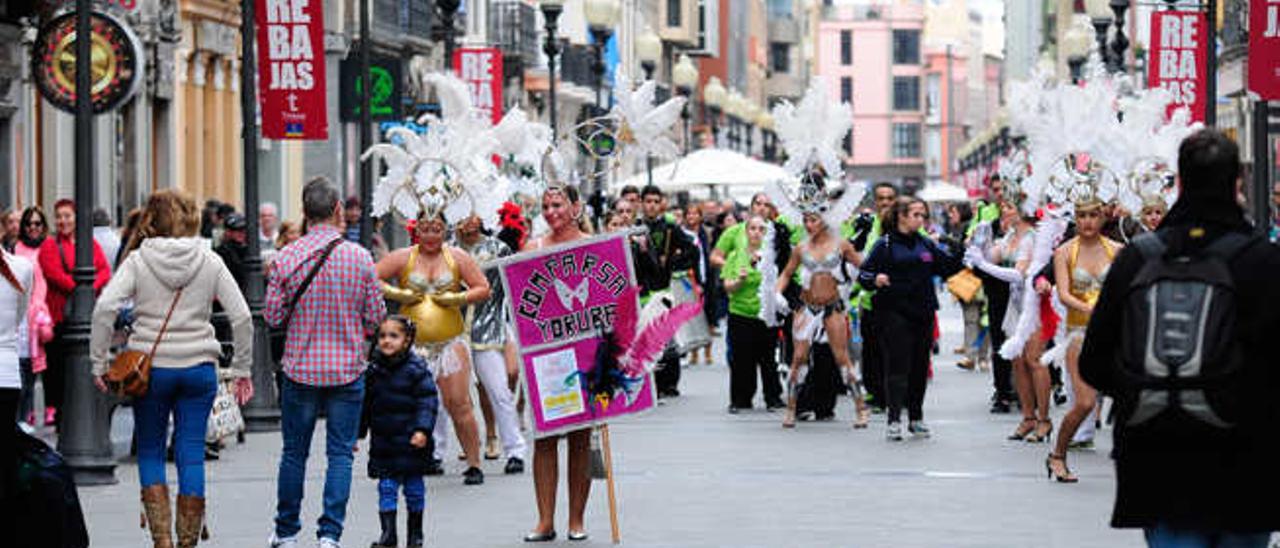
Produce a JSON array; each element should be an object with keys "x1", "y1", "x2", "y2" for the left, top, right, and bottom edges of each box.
[{"x1": 33, "y1": 10, "x2": 143, "y2": 114}]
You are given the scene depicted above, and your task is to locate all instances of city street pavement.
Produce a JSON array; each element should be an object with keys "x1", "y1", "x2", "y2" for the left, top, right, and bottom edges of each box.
[{"x1": 77, "y1": 298, "x2": 1146, "y2": 547}]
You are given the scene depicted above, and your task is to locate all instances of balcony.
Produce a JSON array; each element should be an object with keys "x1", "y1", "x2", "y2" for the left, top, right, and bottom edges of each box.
[
  {"x1": 560, "y1": 42, "x2": 599, "y2": 89},
  {"x1": 488, "y1": 0, "x2": 538, "y2": 67}
]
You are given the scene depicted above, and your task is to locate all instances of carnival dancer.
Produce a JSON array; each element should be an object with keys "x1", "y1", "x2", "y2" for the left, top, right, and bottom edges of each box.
[
  {"x1": 772, "y1": 173, "x2": 869, "y2": 429},
  {"x1": 365, "y1": 73, "x2": 509, "y2": 486},
  {"x1": 455, "y1": 213, "x2": 527, "y2": 474},
  {"x1": 523, "y1": 185, "x2": 594, "y2": 543},
  {"x1": 859, "y1": 198, "x2": 964, "y2": 440},
  {"x1": 1047, "y1": 196, "x2": 1120, "y2": 482},
  {"x1": 968, "y1": 190, "x2": 1053, "y2": 443}
]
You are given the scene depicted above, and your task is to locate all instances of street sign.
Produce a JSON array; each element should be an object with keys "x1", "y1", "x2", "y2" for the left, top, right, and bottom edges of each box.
[
  {"x1": 339, "y1": 52, "x2": 402, "y2": 122},
  {"x1": 32, "y1": 10, "x2": 144, "y2": 114},
  {"x1": 452, "y1": 47, "x2": 504, "y2": 125},
  {"x1": 1250, "y1": 0, "x2": 1280, "y2": 100},
  {"x1": 255, "y1": 0, "x2": 329, "y2": 140},
  {"x1": 1148, "y1": 10, "x2": 1208, "y2": 123}
]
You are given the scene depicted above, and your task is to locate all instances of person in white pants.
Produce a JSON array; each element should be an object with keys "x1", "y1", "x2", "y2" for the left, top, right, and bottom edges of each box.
[{"x1": 445, "y1": 215, "x2": 527, "y2": 474}]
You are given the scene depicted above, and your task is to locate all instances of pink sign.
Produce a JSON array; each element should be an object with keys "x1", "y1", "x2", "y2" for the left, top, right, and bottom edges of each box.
[{"x1": 500, "y1": 232, "x2": 654, "y2": 438}]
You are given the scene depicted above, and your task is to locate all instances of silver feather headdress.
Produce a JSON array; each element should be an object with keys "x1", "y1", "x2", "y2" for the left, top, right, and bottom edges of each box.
[{"x1": 764, "y1": 78, "x2": 863, "y2": 227}]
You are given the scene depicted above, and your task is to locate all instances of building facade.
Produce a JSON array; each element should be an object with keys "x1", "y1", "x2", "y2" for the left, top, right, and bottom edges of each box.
[{"x1": 817, "y1": 1, "x2": 927, "y2": 190}]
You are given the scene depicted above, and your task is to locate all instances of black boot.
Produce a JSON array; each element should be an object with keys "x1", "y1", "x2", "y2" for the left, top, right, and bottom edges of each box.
[
  {"x1": 371, "y1": 511, "x2": 397, "y2": 548},
  {"x1": 406, "y1": 511, "x2": 424, "y2": 548}
]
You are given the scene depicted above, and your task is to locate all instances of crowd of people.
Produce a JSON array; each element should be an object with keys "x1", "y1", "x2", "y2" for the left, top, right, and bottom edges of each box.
[{"x1": 0, "y1": 61, "x2": 1277, "y2": 548}]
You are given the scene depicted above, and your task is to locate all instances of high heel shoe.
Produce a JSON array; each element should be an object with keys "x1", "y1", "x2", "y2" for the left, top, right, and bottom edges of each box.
[
  {"x1": 1025, "y1": 420, "x2": 1053, "y2": 443},
  {"x1": 1045, "y1": 453, "x2": 1078, "y2": 483},
  {"x1": 853, "y1": 405, "x2": 870, "y2": 429},
  {"x1": 1007, "y1": 418, "x2": 1036, "y2": 440}
]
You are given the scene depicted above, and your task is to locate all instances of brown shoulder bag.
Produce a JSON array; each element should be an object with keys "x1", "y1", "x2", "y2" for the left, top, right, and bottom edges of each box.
[{"x1": 104, "y1": 288, "x2": 183, "y2": 398}]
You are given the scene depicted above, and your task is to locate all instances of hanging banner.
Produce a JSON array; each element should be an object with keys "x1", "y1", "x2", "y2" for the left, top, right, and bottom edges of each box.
[
  {"x1": 1250, "y1": 0, "x2": 1280, "y2": 100},
  {"x1": 256, "y1": 0, "x2": 329, "y2": 140},
  {"x1": 1148, "y1": 10, "x2": 1208, "y2": 123},
  {"x1": 498, "y1": 231, "x2": 655, "y2": 438},
  {"x1": 452, "y1": 46, "x2": 504, "y2": 125}
]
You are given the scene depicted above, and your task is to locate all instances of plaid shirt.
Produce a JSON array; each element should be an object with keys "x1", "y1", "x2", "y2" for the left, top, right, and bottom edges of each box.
[{"x1": 265, "y1": 225, "x2": 386, "y2": 386}]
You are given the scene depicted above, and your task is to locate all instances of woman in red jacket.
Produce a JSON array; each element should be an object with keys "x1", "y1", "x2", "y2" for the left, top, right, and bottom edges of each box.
[{"x1": 36, "y1": 199, "x2": 110, "y2": 426}]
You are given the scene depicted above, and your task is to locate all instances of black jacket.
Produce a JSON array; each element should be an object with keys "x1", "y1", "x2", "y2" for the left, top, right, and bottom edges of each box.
[
  {"x1": 858, "y1": 230, "x2": 963, "y2": 323},
  {"x1": 360, "y1": 350, "x2": 440, "y2": 478},
  {"x1": 636, "y1": 216, "x2": 699, "y2": 297},
  {"x1": 1080, "y1": 221, "x2": 1280, "y2": 531},
  {"x1": 214, "y1": 240, "x2": 249, "y2": 291}
]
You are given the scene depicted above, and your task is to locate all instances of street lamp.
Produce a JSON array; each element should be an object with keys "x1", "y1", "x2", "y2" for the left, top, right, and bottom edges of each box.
[
  {"x1": 636, "y1": 29, "x2": 662, "y2": 81},
  {"x1": 437, "y1": 0, "x2": 462, "y2": 69},
  {"x1": 1063, "y1": 25, "x2": 1093, "y2": 84},
  {"x1": 1084, "y1": 0, "x2": 1113, "y2": 67},
  {"x1": 541, "y1": 0, "x2": 565, "y2": 140},
  {"x1": 703, "y1": 76, "x2": 726, "y2": 148},
  {"x1": 672, "y1": 54, "x2": 699, "y2": 154},
  {"x1": 585, "y1": 0, "x2": 620, "y2": 226},
  {"x1": 1109, "y1": 0, "x2": 1131, "y2": 74},
  {"x1": 757, "y1": 110, "x2": 776, "y2": 161}
]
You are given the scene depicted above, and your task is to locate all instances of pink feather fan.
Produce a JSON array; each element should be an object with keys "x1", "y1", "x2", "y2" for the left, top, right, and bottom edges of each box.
[{"x1": 610, "y1": 286, "x2": 704, "y2": 377}]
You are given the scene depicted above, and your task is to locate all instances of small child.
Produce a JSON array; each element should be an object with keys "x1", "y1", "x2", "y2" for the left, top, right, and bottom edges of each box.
[{"x1": 361, "y1": 315, "x2": 440, "y2": 548}]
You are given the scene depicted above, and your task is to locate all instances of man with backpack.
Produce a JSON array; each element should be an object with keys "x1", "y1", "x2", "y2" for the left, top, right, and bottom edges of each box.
[{"x1": 1080, "y1": 129, "x2": 1280, "y2": 547}]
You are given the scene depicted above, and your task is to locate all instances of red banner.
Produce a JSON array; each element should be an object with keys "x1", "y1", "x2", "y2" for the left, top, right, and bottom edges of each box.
[
  {"x1": 1148, "y1": 11, "x2": 1208, "y2": 123},
  {"x1": 256, "y1": 0, "x2": 328, "y2": 140},
  {"x1": 1250, "y1": 0, "x2": 1280, "y2": 100},
  {"x1": 452, "y1": 47, "x2": 504, "y2": 125}
]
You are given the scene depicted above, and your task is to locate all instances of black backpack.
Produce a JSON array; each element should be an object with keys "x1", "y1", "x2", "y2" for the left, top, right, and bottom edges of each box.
[{"x1": 1117, "y1": 231, "x2": 1255, "y2": 436}]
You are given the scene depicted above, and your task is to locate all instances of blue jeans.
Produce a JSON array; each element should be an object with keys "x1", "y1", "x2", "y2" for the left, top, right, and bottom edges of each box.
[
  {"x1": 274, "y1": 375, "x2": 365, "y2": 542},
  {"x1": 134, "y1": 363, "x2": 217, "y2": 496},
  {"x1": 1145, "y1": 524, "x2": 1272, "y2": 548},
  {"x1": 377, "y1": 475, "x2": 425, "y2": 513}
]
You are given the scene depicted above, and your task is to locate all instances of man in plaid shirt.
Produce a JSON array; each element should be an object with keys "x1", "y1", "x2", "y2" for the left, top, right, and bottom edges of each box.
[{"x1": 266, "y1": 177, "x2": 386, "y2": 548}]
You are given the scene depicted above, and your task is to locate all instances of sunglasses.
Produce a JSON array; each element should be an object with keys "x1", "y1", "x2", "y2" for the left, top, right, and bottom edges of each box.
[{"x1": 24, "y1": 220, "x2": 44, "y2": 227}]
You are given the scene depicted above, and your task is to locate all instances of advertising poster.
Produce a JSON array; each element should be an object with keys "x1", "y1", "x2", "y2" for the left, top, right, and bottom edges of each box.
[{"x1": 256, "y1": 0, "x2": 329, "y2": 139}]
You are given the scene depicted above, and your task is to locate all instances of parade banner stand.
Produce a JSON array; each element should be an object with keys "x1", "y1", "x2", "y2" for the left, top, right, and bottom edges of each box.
[{"x1": 496, "y1": 229, "x2": 653, "y2": 544}]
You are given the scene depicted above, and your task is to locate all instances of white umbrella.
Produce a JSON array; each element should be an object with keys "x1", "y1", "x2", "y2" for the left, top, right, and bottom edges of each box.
[
  {"x1": 917, "y1": 180, "x2": 970, "y2": 203},
  {"x1": 612, "y1": 148, "x2": 790, "y2": 201}
]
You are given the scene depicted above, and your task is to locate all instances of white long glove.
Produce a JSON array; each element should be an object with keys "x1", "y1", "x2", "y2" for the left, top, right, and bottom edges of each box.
[{"x1": 968, "y1": 247, "x2": 1024, "y2": 284}]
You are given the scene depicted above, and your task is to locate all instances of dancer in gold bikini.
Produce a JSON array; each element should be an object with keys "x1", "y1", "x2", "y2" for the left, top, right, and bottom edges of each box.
[
  {"x1": 377, "y1": 213, "x2": 492, "y2": 485},
  {"x1": 1047, "y1": 198, "x2": 1121, "y2": 483}
]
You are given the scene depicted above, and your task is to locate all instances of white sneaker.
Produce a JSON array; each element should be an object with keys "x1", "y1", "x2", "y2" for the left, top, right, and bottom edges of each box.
[
  {"x1": 886, "y1": 422, "x2": 904, "y2": 441},
  {"x1": 318, "y1": 537, "x2": 342, "y2": 548},
  {"x1": 268, "y1": 533, "x2": 298, "y2": 548}
]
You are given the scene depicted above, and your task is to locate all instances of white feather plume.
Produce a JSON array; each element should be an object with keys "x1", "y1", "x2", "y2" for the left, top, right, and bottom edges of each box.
[
  {"x1": 757, "y1": 222, "x2": 781, "y2": 327},
  {"x1": 611, "y1": 73, "x2": 687, "y2": 163},
  {"x1": 772, "y1": 77, "x2": 853, "y2": 179},
  {"x1": 998, "y1": 209, "x2": 1069, "y2": 361}
]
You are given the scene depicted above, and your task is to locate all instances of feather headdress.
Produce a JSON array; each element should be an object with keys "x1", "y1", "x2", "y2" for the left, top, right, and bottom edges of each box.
[
  {"x1": 492, "y1": 107, "x2": 556, "y2": 199},
  {"x1": 772, "y1": 77, "x2": 853, "y2": 180},
  {"x1": 610, "y1": 73, "x2": 687, "y2": 163},
  {"x1": 362, "y1": 72, "x2": 507, "y2": 230}
]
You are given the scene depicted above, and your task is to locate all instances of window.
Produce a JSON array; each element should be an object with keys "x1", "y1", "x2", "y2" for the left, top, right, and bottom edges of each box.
[
  {"x1": 770, "y1": 42, "x2": 791, "y2": 73},
  {"x1": 892, "y1": 76, "x2": 920, "y2": 111},
  {"x1": 892, "y1": 123, "x2": 921, "y2": 158},
  {"x1": 840, "y1": 30, "x2": 852, "y2": 65},
  {"x1": 767, "y1": 0, "x2": 793, "y2": 18},
  {"x1": 668, "y1": 0, "x2": 682, "y2": 27},
  {"x1": 892, "y1": 30, "x2": 920, "y2": 65},
  {"x1": 840, "y1": 77, "x2": 852, "y2": 103}
]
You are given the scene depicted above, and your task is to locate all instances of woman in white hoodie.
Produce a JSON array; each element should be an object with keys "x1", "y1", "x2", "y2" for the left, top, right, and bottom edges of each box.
[
  {"x1": 90, "y1": 190, "x2": 253, "y2": 548},
  {"x1": 0, "y1": 246, "x2": 34, "y2": 522}
]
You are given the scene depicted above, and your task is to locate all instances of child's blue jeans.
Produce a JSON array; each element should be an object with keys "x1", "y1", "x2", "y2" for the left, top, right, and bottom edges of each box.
[{"x1": 378, "y1": 475, "x2": 425, "y2": 513}]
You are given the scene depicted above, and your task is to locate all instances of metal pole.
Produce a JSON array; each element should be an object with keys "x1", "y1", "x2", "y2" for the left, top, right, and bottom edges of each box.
[
  {"x1": 542, "y1": 5, "x2": 562, "y2": 141},
  {"x1": 444, "y1": 10, "x2": 456, "y2": 71},
  {"x1": 591, "y1": 27, "x2": 610, "y2": 228},
  {"x1": 1253, "y1": 100, "x2": 1272, "y2": 232},
  {"x1": 61, "y1": 0, "x2": 116, "y2": 485},
  {"x1": 1204, "y1": 0, "x2": 1216, "y2": 127},
  {"x1": 240, "y1": 0, "x2": 281, "y2": 431},
  {"x1": 359, "y1": 0, "x2": 373, "y2": 249}
]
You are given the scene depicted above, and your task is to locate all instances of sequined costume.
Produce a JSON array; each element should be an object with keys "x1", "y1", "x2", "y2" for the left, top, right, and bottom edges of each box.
[
  {"x1": 396, "y1": 247, "x2": 468, "y2": 378},
  {"x1": 459, "y1": 236, "x2": 512, "y2": 351}
]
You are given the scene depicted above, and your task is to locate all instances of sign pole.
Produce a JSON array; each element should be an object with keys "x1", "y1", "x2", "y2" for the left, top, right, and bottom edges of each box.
[
  {"x1": 1204, "y1": 0, "x2": 1217, "y2": 126},
  {"x1": 1253, "y1": 99, "x2": 1272, "y2": 232},
  {"x1": 600, "y1": 424, "x2": 621, "y2": 544},
  {"x1": 359, "y1": 0, "x2": 374, "y2": 249}
]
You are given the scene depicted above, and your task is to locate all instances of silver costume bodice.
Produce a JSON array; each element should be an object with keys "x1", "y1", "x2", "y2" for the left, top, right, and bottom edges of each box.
[{"x1": 460, "y1": 237, "x2": 512, "y2": 348}]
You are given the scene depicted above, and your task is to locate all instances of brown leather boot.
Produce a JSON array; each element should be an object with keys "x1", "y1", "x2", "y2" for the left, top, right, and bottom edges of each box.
[
  {"x1": 175, "y1": 494, "x2": 206, "y2": 548},
  {"x1": 140, "y1": 485, "x2": 174, "y2": 548}
]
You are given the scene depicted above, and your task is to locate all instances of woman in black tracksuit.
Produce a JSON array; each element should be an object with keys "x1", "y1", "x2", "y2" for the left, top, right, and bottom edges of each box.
[{"x1": 858, "y1": 197, "x2": 963, "y2": 441}]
